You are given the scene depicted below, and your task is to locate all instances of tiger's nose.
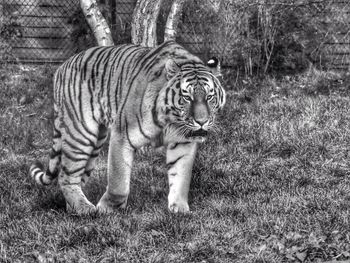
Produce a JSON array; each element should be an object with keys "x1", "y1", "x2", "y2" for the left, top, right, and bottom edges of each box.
[
  {"x1": 194, "y1": 118, "x2": 209, "y2": 126},
  {"x1": 192, "y1": 102, "x2": 209, "y2": 127},
  {"x1": 193, "y1": 112, "x2": 209, "y2": 127}
]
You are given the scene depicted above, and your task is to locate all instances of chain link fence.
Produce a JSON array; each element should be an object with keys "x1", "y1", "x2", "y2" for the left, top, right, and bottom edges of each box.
[
  {"x1": 0, "y1": 0, "x2": 79, "y2": 63},
  {"x1": 1, "y1": 0, "x2": 350, "y2": 73}
]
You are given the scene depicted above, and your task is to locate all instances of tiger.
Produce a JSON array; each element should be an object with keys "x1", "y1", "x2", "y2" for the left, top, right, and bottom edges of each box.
[{"x1": 29, "y1": 41, "x2": 226, "y2": 215}]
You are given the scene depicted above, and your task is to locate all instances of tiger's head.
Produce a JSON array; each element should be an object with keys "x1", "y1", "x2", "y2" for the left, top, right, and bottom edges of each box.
[{"x1": 157, "y1": 57, "x2": 226, "y2": 143}]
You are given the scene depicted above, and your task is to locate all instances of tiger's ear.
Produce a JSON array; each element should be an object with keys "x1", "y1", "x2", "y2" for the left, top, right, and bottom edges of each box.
[
  {"x1": 165, "y1": 59, "x2": 181, "y2": 80},
  {"x1": 207, "y1": 57, "x2": 221, "y2": 77}
]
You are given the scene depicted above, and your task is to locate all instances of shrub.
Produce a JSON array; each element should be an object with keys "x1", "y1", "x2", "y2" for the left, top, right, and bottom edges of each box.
[
  {"x1": 0, "y1": 11, "x2": 22, "y2": 65},
  {"x1": 177, "y1": 0, "x2": 350, "y2": 76}
]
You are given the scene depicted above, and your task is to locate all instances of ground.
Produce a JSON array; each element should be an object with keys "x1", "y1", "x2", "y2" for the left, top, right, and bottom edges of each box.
[{"x1": 1, "y1": 64, "x2": 350, "y2": 262}]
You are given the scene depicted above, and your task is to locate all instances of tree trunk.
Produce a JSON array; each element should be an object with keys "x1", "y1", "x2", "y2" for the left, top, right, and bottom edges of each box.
[
  {"x1": 80, "y1": 0, "x2": 114, "y2": 46},
  {"x1": 164, "y1": 0, "x2": 186, "y2": 42},
  {"x1": 131, "y1": 0, "x2": 164, "y2": 47}
]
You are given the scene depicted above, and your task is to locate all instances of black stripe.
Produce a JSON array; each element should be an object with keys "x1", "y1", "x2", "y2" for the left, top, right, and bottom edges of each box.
[
  {"x1": 77, "y1": 78, "x2": 99, "y2": 139},
  {"x1": 53, "y1": 126, "x2": 62, "y2": 139},
  {"x1": 46, "y1": 168, "x2": 59, "y2": 179},
  {"x1": 117, "y1": 47, "x2": 145, "y2": 132},
  {"x1": 68, "y1": 52, "x2": 80, "y2": 68},
  {"x1": 171, "y1": 89, "x2": 176, "y2": 105},
  {"x1": 151, "y1": 93, "x2": 162, "y2": 128},
  {"x1": 38, "y1": 173, "x2": 51, "y2": 186},
  {"x1": 71, "y1": 55, "x2": 78, "y2": 100},
  {"x1": 106, "y1": 48, "x2": 125, "y2": 118},
  {"x1": 149, "y1": 68, "x2": 163, "y2": 82},
  {"x1": 72, "y1": 52, "x2": 85, "y2": 101},
  {"x1": 32, "y1": 169, "x2": 42, "y2": 177},
  {"x1": 110, "y1": 46, "x2": 140, "y2": 130},
  {"x1": 136, "y1": 114, "x2": 151, "y2": 140},
  {"x1": 164, "y1": 87, "x2": 170, "y2": 105},
  {"x1": 93, "y1": 47, "x2": 111, "y2": 80},
  {"x1": 92, "y1": 141, "x2": 106, "y2": 153},
  {"x1": 126, "y1": 50, "x2": 163, "y2": 94},
  {"x1": 87, "y1": 78, "x2": 99, "y2": 124},
  {"x1": 62, "y1": 165, "x2": 85, "y2": 176},
  {"x1": 49, "y1": 148, "x2": 61, "y2": 159},
  {"x1": 125, "y1": 43, "x2": 175, "y2": 96},
  {"x1": 90, "y1": 152, "x2": 100, "y2": 158},
  {"x1": 63, "y1": 125, "x2": 93, "y2": 148},
  {"x1": 66, "y1": 65, "x2": 84, "y2": 130},
  {"x1": 82, "y1": 47, "x2": 107, "y2": 81},
  {"x1": 63, "y1": 138, "x2": 91, "y2": 155},
  {"x1": 62, "y1": 152, "x2": 89, "y2": 162},
  {"x1": 143, "y1": 42, "x2": 178, "y2": 73},
  {"x1": 99, "y1": 47, "x2": 116, "y2": 101},
  {"x1": 169, "y1": 142, "x2": 191, "y2": 150},
  {"x1": 139, "y1": 75, "x2": 149, "y2": 121},
  {"x1": 184, "y1": 75, "x2": 198, "y2": 83},
  {"x1": 77, "y1": 50, "x2": 86, "y2": 70},
  {"x1": 166, "y1": 155, "x2": 184, "y2": 169},
  {"x1": 97, "y1": 128, "x2": 108, "y2": 141},
  {"x1": 63, "y1": 99, "x2": 96, "y2": 147},
  {"x1": 66, "y1": 61, "x2": 75, "y2": 106}
]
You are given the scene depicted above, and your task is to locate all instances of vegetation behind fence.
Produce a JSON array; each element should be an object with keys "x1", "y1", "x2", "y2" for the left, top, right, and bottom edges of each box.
[{"x1": 0, "y1": 0, "x2": 350, "y2": 75}]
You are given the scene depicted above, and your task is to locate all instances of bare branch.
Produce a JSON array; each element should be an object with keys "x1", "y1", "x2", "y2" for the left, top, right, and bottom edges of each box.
[
  {"x1": 80, "y1": 0, "x2": 114, "y2": 46},
  {"x1": 164, "y1": 0, "x2": 186, "y2": 42},
  {"x1": 131, "y1": 0, "x2": 164, "y2": 47}
]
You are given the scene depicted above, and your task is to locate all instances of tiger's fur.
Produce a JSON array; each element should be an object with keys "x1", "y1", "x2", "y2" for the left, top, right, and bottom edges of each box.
[{"x1": 29, "y1": 41, "x2": 226, "y2": 214}]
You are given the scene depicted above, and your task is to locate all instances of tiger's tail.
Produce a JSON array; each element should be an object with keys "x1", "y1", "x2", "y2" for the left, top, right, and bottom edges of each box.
[
  {"x1": 29, "y1": 105, "x2": 62, "y2": 186},
  {"x1": 29, "y1": 159, "x2": 60, "y2": 186}
]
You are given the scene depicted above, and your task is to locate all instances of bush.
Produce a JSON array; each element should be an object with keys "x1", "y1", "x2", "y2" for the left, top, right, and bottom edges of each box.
[
  {"x1": 0, "y1": 11, "x2": 22, "y2": 65},
  {"x1": 178, "y1": 0, "x2": 350, "y2": 76}
]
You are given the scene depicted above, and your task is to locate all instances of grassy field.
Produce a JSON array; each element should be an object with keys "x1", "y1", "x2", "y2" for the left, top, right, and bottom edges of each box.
[{"x1": 1, "y1": 64, "x2": 350, "y2": 263}]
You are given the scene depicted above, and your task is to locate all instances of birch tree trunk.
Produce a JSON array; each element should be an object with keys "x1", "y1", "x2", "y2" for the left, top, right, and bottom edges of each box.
[
  {"x1": 131, "y1": 0, "x2": 164, "y2": 47},
  {"x1": 164, "y1": 0, "x2": 186, "y2": 42},
  {"x1": 80, "y1": 0, "x2": 114, "y2": 46}
]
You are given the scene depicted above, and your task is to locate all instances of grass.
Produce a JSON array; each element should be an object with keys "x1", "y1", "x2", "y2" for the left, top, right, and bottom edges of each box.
[{"x1": 1, "y1": 64, "x2": 350, "y2": 262}]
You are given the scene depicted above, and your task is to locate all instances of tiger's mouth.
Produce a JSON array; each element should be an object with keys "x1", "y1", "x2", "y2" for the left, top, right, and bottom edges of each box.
[{"x1": 186, "y1": 129, "x2": 208, "y2": 142}]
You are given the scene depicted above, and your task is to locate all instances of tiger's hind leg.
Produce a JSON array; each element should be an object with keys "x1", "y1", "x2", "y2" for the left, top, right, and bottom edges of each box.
[
  {"x1": 82, "y1": 125, "x2": 109, "y2": 185},
  {"x1": 60, "y1": 148, "x2": 95, "y2": 214},
  {"x1": 59, "y1": 127, "x2": 102, "y2": 215}
]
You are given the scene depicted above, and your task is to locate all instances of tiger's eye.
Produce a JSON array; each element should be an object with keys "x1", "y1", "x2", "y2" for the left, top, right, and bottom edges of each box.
[
  {"x1": 207, "y1": 95, "x2": 213, "y2": 101},
  {"x1": 183, "y1": 95, "x2": 191, "y2": 102}
]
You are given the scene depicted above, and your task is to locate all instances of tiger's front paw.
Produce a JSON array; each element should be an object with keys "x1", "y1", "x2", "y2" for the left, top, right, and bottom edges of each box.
[
  {"x1": 96, "y1": 192, "x2": 128, "y2": 214},
  {"x1": 168, "y1": 201, "x2": 190, "y2": 213}
]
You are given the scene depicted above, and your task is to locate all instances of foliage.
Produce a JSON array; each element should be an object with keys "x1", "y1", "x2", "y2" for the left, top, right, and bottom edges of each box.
[
  {"x1": 178, "y1": 0, "x2": 350, "y2": 76},
  {"x1": 1, "y1": 66, "x2": 350, "y2": 262},
  {"x1": 0, "y1": 12, "x2": 22, "y2": 64}
]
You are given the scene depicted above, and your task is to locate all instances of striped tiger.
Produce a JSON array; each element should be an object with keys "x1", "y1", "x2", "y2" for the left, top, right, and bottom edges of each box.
[{"x1": 29, "y1": 41, "x2": 226, "y2": 214}]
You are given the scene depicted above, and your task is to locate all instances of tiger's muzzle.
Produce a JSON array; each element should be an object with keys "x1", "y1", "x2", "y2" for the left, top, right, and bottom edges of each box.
[{"x1": 186, "y1": 98, "x2": 211, "y2": 142}]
